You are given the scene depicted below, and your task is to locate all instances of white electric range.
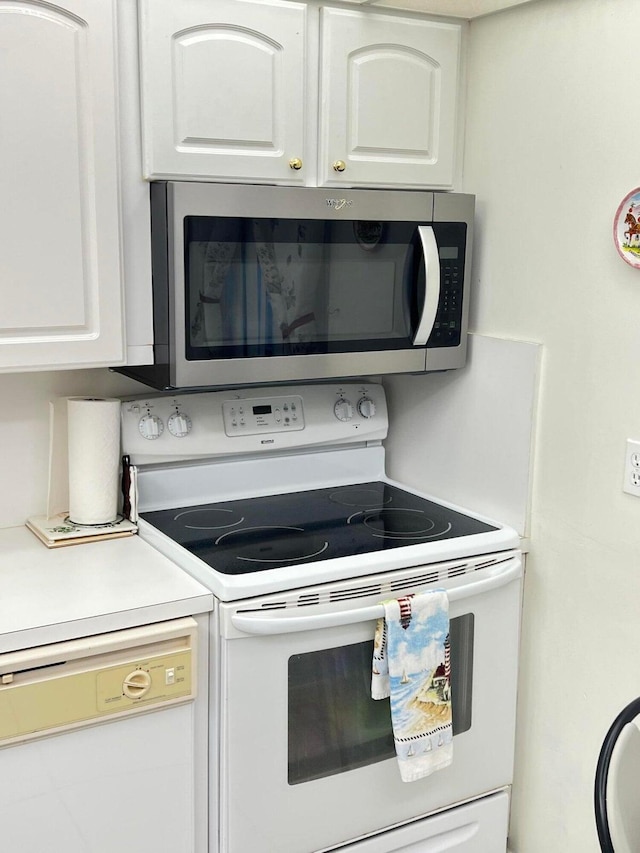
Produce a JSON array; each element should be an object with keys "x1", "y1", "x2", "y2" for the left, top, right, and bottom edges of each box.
[{"x1": 122, "y1": 382, "x2": 522, "y2": 853}]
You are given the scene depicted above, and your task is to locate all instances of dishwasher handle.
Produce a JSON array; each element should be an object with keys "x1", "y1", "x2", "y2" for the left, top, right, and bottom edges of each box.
[{"x1": 231, "y1": 555, "x2": 522, "y2": 636}]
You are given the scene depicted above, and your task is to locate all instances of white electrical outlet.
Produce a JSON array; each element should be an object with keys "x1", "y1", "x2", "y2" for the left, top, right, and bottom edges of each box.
[{"x1": 623, "y1": 439, "x2": 640, "y2": 496}]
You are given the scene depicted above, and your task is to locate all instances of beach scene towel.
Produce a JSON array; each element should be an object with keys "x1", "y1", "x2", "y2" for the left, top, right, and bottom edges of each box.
[{"x1": 372, "y1": 590, "x2": 453, "y2": 782}]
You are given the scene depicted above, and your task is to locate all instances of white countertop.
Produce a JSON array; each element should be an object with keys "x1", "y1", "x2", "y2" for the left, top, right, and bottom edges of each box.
[{"x1": 0, "y1": 526, "x2": 214, "y2": 653}]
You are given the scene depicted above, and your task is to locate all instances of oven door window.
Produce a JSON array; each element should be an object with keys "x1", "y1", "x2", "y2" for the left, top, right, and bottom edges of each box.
[
  {"x1": 184, "y1": 216, "x2": 435, "y2": 359},
  {"x1": 288, "y1": 613, "x2": 473, "y2": 785}
]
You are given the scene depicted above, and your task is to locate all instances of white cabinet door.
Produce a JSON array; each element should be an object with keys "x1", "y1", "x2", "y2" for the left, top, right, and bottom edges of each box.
[
  {"x1": 138, "y1": 2, "x2": 461, "y2": 189},
  {"x1": 139, "y1": 0, "x2": 308, "y2": 184},
  {"x1": 318, "y1": 7, "x2": 461, "y2": 189},
  {"x1": 0, "y1": 0, "x2": 124, "y2": 371}
]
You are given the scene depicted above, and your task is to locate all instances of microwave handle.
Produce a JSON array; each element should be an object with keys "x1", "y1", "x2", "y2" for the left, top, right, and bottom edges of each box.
[
  {"x1": 413, "y1": 226, "x2": 441, "y2": 346},
  {"x1": 231, "y1": 555, "x2": 522, "y2": 636}
]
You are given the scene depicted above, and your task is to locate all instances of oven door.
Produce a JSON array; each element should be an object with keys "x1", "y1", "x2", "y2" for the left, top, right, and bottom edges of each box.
[{"x1": 217, "y1": 553, "x2": 522, "y2": 853}]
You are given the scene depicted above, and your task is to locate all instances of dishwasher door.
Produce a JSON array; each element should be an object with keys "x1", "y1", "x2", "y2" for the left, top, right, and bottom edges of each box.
[{"x1": 0, "y1": 617, "x2": 200, "y2": 853}]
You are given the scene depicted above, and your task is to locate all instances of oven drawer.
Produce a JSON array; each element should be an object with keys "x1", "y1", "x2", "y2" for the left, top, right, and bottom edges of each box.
[{"x1": 342, "y1": 791, "x2": 509, "y2": 853}]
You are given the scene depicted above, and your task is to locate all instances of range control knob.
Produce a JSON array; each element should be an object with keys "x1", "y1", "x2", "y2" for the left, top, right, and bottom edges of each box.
[
  {"x1": 122, "y1": 669, "x2": 152, "y2": 700},
  {"x1": 138, "y1": 414, "x2": 164, "y2": 440},
  {"x1": 357, "y1": 397, "x2": 376, "y2": 419},
  {"x1": 334, "y1": 398, "x2": 354, "y2": 422},
  {"x1": 168, "y1": 412, "x2": 192, "y2": 437}
]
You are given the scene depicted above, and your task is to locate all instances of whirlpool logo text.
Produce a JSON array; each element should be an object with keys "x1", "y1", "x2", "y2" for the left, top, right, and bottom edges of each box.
[{"x1": 326, "y1": 198, "x2": 354, "y2": 210}]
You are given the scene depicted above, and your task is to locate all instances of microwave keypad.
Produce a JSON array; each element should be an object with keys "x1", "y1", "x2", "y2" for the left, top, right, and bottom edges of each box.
[{"x1": 429, "y1": 261, "x2": 463, "y2": 347}]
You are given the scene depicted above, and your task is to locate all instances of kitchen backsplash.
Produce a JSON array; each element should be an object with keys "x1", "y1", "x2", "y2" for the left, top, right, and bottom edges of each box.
[
  {"x1": 0, "y1": 369, "x2": 147, "y2": 529},
  {"x1": 384, "y1": 334, "x2": 540, "y2": 538},
  {"x1": 0, "y1": 334, "x2": 539, "y2": 533}
]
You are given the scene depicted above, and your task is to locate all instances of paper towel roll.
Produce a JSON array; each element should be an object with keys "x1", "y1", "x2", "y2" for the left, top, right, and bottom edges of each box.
[{"x1": 67, "y1": 397, "x2": 121, "y2": 525}]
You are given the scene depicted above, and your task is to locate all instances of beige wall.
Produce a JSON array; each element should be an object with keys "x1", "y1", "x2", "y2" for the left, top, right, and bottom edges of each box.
[{"x1": 464, "y1": 0, "x2": 640, "y2": 849}]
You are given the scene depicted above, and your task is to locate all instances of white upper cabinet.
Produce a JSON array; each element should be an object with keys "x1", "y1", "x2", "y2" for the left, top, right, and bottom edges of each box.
[
  {"x1": 319, "y1": 8, "x2": 460, "y2": 187},
  {"x1": 139, "y1": 0, "x2": 462, "y2": 189},
  {"x1": 0, "y1": 0, "x2": 124, "y2": 372},
  {"x1": 338, "y1": 0, "x2": 534, "y2": 17},
  {"x1": 319, "y1": 8, "x2": 460, "y2": 188},
  {"x1": 139, "y1": 0, "x2": 308, "y2": 185}
]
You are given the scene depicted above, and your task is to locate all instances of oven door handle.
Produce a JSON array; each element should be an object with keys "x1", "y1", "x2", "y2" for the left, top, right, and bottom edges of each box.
[
  {"x1": 413, "y1": 225, "x2": 441, "y2": 346},
  {"x1": 231, "y1": 555, "x2": 522, "y2": 636}
]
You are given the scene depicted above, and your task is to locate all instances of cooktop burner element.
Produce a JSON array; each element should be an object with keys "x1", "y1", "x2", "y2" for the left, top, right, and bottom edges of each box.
[
  {"x1": 174, "y1": 507, "x2": 245, "y2": 531},
  {"x1": 214, "y1": 526, "x2": 330, "y2": 564},
  {"x1": 141, "y1": 482, "x2": 498, "y2": 575},
  {"x1": 353, "y1": 508, "x2": 452, "y2": 539}
]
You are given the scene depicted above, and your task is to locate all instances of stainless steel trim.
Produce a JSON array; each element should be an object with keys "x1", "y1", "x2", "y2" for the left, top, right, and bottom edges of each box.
[
  {"x1": 413, "y1": 226, "x2": 440, "y2": 346},
  {"x1": 168, "y1": 181, "x2": 435, "y2": 222},
  {"x1": 173, "y1": 349, "x2": 427, "y2": 390},
  {"x1": 426, "y1": 341, "x2": 467, "y2": 371},
  {"x1": 170, "y1": 183, "x2": 187, "y2": 387}
]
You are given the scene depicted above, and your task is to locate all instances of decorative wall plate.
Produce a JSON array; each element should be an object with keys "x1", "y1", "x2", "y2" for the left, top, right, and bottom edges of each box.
[{"x1": 613, "y1": 187, "x2": 640, "y2": 268}]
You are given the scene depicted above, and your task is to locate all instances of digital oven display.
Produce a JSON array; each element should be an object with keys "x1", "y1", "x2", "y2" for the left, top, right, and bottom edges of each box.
[{"x1": 253, "y1": 405, "x2": 272, "y2": 415}]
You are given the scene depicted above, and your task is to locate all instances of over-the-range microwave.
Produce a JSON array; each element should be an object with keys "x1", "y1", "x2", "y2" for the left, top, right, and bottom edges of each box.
[{"x1": 116, "y1": 182, "x2": 475, "y2": 391}]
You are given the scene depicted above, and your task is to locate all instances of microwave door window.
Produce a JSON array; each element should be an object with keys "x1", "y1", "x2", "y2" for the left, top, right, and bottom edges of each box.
[
  {"x1": 184, "y1": 217, "x2": 421, "y2": 359},
  {"x1": 186, "y1": 217, "x2": 328, "y2": 357},
  {"x1": 188, "y1": 217, "x2": 240, "y2": 350},
  {"x1": 324, "y1": 249, "x2": 396, "y2": 340},
  {"x1": 189, "y1": 218, "x2": 282, "y2": 352},
  {"x1": 324, "y1": 229, "x2": 416, "y2": 344},
  {"x1": 319, "y1": 221, "x2": 420, "y2": 349},
  {"x1": 253, "y1": 220, "x2": 325, "y2": 345}
]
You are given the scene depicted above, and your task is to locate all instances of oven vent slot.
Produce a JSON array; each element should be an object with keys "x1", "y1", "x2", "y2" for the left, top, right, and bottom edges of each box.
[
  {"x1": 297, "y1": 593, "x2": 320, "y2": 607},
  {"x1": 259, "y1": 602, "x2": 287, "y2": 610},
  {"x1": 329, "y1": 584, "x2": 382, "y2": 602},
  {"x1": 389, "y1": 571, "x2": 439, "y2": 591},
  {"x1": 474, "y1": 557, "x2": 500, "y2": 569},
  {"x1": 446, "y1": 565, "x2": 468, "y2": 578}
]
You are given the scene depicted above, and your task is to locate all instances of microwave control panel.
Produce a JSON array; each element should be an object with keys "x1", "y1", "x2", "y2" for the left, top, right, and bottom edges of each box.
[
  {"x1": 428, "y1": 222, "x2": 467, "y2": 348},
  {"x1": 430, "y1": 257, "x2": 463, "y2": 346}
]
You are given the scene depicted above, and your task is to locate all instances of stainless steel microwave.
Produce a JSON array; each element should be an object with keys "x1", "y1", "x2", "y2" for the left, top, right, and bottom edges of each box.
[{"x1": 117, "y1": 182, "x2": 474, "y2": 391}]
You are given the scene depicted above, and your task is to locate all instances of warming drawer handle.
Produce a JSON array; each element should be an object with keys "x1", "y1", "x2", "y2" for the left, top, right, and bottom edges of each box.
[
  {"x1": 413, "y1": 225, "x2": 441, "y2": 346},
  {"x1": 230, "y1": 555, "x2": 522, "y2": 636}
]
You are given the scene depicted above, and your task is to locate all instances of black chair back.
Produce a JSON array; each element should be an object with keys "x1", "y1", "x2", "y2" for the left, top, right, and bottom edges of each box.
[{"x1": 594, "y1": 696, "x2": 640, "y2": 852}]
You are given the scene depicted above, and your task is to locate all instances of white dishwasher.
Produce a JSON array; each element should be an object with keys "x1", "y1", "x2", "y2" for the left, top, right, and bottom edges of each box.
[{"x1": 0, "y1": 617, "x2": 200, "y2": 853}]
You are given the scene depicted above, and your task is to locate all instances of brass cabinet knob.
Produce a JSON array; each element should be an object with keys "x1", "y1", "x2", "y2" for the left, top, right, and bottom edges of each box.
[
  {"x1": 289, "y1": 157, "x2": 303, "y2": 171},
  {"x1": 333, "y1": 160, "x2": 346, "y2": 172}
]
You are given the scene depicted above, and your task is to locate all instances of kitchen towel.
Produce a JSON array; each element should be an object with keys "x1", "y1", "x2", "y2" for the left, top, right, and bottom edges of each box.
[
  {"x1": 372, "y1": 590, "x2": 453, "y2": 782},
  {"x1": 67, "y1": 397, "x2": 121, "y2": 525}
]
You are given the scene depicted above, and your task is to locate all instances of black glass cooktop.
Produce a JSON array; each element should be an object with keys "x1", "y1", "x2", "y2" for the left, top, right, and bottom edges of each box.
[{"x1": 141, "y1": 482, "x2": 498, "y2": 575}]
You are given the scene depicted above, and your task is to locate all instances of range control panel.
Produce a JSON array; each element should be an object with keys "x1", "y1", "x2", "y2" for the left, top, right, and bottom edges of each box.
[
  {"x1": 222, "y1": 394, "x2": 305, "y2": 436},
  {"x1": 121, "y1": 383, "x2": 388, "y2": 464}
]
